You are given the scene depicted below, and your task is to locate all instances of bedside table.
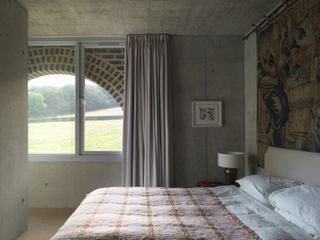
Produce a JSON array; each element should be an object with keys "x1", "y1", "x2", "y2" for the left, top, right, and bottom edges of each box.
[{"x1": 197, "y1": 180, "x2": 223, "y2": 187}]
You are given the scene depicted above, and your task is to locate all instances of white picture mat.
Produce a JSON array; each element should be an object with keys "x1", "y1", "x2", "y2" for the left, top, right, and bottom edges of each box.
[{"x1": 192, "y1": 101, "x2": 222, "y2": 127}]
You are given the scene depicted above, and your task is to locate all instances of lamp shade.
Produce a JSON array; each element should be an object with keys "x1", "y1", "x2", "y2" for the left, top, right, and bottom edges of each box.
[{"x1": 218, "y1": 152, "x2": 244, "y2": 169}]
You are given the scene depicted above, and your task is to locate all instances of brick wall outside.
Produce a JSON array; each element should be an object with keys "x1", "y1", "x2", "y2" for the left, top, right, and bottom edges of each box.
[
  {"x1": 28, "y1": 46, "x2": 125, "y2": 106},
  {"x1": 85, "y1": 48, "x2": 124, "y2": 106}
]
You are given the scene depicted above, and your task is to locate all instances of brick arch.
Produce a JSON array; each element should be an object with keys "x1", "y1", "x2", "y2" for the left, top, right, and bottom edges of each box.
[
  {"x1": 84, "y1": 55, "x2": 124, "y2": 107},
  {"x1": 28, "y1": 46, "x2": 124, "y2": 106},
  {"x1": 28, "y1": 47, "x2": 75, "y2": 79}
]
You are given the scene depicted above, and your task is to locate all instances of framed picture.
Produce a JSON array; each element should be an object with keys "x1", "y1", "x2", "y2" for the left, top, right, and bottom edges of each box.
[{"x1": 192, "y1": 101, "x2": 222, "y2": 127}]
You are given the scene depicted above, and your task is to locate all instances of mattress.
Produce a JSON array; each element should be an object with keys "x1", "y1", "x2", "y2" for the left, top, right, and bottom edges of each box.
[{"x1": 51, "y1": 186, "x2": 313, "y2": 240}]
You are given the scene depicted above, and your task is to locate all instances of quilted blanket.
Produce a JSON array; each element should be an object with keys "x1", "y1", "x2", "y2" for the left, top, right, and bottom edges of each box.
[{"x1": 51, "y1": 187, "x2": 261, "y2": 240}]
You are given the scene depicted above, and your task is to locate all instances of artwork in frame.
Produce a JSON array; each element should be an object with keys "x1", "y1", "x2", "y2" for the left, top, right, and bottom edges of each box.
[{"x1": 192, "y1": 101, "x2": 222, "y2": 127}]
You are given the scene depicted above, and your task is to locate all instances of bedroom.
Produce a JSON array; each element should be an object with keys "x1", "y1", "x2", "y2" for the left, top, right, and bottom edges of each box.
[{"x1": 0, "y1": 0, "x2": 320, "y2": 239}]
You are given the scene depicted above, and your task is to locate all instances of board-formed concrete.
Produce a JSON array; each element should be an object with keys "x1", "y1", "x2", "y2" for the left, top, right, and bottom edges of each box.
[
  {"x1": 18, "y1": 0, "x2": 279, "y2": 36},
  {"x1": 0, "y1": 1, "x2": 28, "y2": 239},
  {"x1": 28, "y1": 161, "x2": 122, "y2": 208},
  {"x1": 172, "y1": 36, "x2": 245, "y2": 187}
]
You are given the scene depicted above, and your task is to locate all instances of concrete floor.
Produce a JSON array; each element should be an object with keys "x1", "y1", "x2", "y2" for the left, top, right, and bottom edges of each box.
[{"x1": 17, "y1": 208, "x2": 74, "y2": 240}]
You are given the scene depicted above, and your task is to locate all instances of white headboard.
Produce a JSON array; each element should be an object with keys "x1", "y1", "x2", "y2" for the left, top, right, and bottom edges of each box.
[{"x1": 265, "y1": 146, "x2": 320, "y2": 186}]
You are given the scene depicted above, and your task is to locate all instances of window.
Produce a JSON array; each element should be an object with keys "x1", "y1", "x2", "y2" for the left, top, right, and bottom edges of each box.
[
  {"x1": 83, "y1": 48, "x2": 124, "y2": 152},
  {"x1": 84, "y1": 80, "x2": 123, "y2": 152},
  {"x1": 28, "y1": 39, "x2": 125, "y2": 160},
  {"x1": 28, "y1": 74, "x2": 75, "y2": 154}
]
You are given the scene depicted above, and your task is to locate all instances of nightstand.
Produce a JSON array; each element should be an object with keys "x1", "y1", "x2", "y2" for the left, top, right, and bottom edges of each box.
[{"x1": 197, "y1": 180, "x2": 223, "y2": 187}]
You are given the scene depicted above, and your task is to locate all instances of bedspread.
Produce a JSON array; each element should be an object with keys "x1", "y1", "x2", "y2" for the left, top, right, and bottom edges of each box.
[{"x1": 51, "y1": 187, "x2": 261, "y2": 240}]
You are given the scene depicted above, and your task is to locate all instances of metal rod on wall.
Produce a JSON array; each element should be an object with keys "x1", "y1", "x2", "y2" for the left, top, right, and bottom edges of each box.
[{"x1": 243, "y1": 0, "x2": 298, "y2": 40}]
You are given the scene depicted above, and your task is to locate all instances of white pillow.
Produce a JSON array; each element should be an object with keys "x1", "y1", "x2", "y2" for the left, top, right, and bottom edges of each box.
[
  {"x1": 269, "y1": 185, "x2": 320, "y2": 238},
  {"x1": 236, "y1": 174, "x2": 301, "y2": 207}
]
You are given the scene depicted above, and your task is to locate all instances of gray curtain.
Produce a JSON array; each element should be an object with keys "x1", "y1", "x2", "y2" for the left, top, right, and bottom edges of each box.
[{"x1": 123, "y1": 34, "x2": 172, "y2": 187}]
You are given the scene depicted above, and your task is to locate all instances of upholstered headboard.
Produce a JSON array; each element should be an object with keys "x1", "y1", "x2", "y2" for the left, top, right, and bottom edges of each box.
[{"x1": 265, "y1": 147, "x2": 320, "y2": 186}]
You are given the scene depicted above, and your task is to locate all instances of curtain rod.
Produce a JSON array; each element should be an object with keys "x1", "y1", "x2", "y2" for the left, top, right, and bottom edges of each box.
[{"x1": 243, "y1": 0, "x2": 298, "y2": 40}]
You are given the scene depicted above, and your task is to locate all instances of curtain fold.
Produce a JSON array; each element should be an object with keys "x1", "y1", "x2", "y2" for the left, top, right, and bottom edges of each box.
[{"x1": 123, "y1": 34, "x2": 172, "y2": 187}]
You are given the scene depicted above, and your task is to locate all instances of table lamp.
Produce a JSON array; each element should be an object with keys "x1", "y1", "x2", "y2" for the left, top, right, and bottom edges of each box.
[{"x1": 218, "y1": 152, "x2": 244, "y2": 185}]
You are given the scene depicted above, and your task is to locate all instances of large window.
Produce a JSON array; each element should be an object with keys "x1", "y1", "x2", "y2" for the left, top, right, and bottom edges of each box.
[{"x1": 28, "y1": 40, "x2": 125, "y2": 160}]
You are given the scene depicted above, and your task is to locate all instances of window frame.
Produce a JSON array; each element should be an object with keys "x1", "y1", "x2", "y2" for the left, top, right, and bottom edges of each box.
[{"x1": 28, "y1": 36, "x2": 126, "y2": 162}]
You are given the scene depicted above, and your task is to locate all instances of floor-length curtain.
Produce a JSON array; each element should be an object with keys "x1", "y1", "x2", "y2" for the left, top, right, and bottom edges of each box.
[{"x1": 123, "y1": 34, "x2": 172, "y2": 187}]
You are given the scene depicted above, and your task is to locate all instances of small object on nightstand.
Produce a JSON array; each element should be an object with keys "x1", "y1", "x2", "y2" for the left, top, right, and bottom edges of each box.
[
  {"x1": 218, "y1": 152, "x2": 244, "y2": 185},
  {"x1": 197, "y1": 180, "x2": 223, "y2": 187}
]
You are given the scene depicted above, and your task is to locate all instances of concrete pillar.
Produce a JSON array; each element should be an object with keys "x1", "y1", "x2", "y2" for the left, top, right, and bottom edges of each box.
[{"x1": 0, "y1": 1, "x2": 28, "y2": 239}]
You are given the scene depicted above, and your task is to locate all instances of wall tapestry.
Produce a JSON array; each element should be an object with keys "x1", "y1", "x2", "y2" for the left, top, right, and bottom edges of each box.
[{"x1": 257, "y1": 0, "x2": 320, "y2": 167}]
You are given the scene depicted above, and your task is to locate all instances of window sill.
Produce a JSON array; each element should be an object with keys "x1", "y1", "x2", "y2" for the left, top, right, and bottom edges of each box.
[{"x1": 28, "y1": 152, "x2": 122, "y2": 162}]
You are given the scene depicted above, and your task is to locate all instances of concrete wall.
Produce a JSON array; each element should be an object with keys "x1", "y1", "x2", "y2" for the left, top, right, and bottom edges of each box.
[
  {"x1": 0, "y1": 1, "x2": 28, "y2": 239},
  {"x1": 244, "y1": 33, "x2": 258, "y2": 174},
  {"x1": 172, "y1": 36, "x2": 245, "y2": 187},
  {"x1": 28, "y1": 161, "x2": 121, "y2": 208}
]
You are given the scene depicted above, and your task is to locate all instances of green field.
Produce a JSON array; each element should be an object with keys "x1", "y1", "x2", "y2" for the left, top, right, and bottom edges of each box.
[{"x1": 28, "y1": 119, "x2": 122, "y2": 153}]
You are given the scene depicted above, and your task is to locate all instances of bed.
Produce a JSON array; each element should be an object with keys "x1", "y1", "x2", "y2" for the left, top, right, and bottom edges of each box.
[{"x1": 51, "y1": 147, "x2": 320, "y2": 240}]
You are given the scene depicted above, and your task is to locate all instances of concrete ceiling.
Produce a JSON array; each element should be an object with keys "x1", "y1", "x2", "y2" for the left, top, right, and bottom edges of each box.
[{"x1": 18, "y1": 0, "x2": 280, "y2": 36}]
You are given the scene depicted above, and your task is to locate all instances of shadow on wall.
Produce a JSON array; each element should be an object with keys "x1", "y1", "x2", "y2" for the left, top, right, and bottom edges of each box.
[{"x1": 247, "y1": 153, "x2": 258, "y2": 174}]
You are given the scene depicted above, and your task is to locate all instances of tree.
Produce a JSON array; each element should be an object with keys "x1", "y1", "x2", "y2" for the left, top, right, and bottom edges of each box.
[
  {"x1": 84, "y1": 83, "x2": 118, "y2": 111},
  {"x1": 28, "y1": 92, "x2": 47, "y2": 118},
  {"x1": 32, "y1": 86, "x2": 73, "y2": 116},
  {"x1": 28, "y1": 81, "x2": 119, "y2": 118}
]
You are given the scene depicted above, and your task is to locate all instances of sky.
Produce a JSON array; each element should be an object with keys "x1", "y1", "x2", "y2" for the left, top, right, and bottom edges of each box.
[{"x1": 28, "y1": 74, "x2": 95, "y2": 88}]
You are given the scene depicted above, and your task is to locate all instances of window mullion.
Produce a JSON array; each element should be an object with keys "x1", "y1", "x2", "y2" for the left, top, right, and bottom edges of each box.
[
  {"x1": 75, "y1": 41, "x2": 82, "y2": 155},
  {"x1": 79, "y1": 43, "x2": 86, "y2": 155}
]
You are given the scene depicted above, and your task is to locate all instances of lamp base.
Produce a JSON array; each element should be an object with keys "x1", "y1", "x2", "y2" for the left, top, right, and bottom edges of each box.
[{"x1": 224, "y1": 168, "x2": 238, "y2": 185}]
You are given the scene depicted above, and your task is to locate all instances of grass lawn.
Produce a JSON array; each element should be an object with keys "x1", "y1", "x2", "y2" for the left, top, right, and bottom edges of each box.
[
  {"x1": 29, "y1": 119, "x2": 122, "y2": 153},
  {"x1": 85, "y1": 120, "x2": 122, "y2": 151}
]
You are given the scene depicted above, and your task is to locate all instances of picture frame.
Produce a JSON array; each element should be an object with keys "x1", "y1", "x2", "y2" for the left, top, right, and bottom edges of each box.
[{"x1": 192, "y1": 101, "x2": 222, "y2": 127}]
